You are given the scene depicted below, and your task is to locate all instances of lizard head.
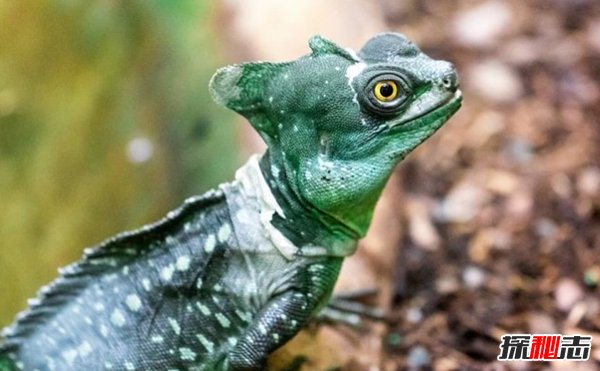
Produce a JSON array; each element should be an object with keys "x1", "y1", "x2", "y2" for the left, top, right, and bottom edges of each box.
[{"x1": 210, "y1": 33, "x2": 461, "y2": 238}]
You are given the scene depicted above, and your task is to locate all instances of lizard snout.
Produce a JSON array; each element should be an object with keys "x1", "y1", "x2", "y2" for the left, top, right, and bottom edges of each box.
[{"x1": 438, "y1": 63, "x2": 460, "y2": 92}]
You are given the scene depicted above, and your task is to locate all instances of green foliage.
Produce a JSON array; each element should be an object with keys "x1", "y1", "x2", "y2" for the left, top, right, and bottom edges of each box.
[{"x1": 0, "y1": 0, "x2": 237, "y2": 327}]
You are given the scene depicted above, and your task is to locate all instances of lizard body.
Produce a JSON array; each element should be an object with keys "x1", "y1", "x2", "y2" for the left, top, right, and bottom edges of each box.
[{"x1": 0, "y1": 33, "x2": 461, "y2": 370}]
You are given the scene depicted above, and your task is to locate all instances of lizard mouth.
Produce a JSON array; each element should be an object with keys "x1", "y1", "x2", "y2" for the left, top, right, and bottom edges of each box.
[{"x1": 390, "y1": 89, "x2": 462, "y2": 130}]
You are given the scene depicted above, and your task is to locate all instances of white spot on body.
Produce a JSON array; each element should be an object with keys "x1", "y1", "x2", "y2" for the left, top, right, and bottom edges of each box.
[
  {"x1": 78, "y1": 341, "x2": 93, "y2": 357},
  {"x1": 100, "y1": 324, "x2": 109, "y2": 337},
  {"x1": 151, "y1": 335, "x2": 164, "y2": 343},
  {"x1": 215, "y1": 313, "x2": 231, "y2": 328},
  {"x1": 161, "y1": 264, "x2": 175, "y2": 281},
  {"x1": 142, "y1": 278, "x2": 152, "y2": 291},
  {"x1": 125, "y1": 294, "x2": 142, "y2": 312},
  {"x1": 258, "y1": 323, "x2": 267, "y2": 335},
  {"x1": 235, "y1": 309, "x2": 252, "y2": 323},
  {"x1": 218, "y1": 224, "x2": 231, "y2": 242},
  {"x1": 93, "y1": 302, "x2": 105, "y2": 312},
  {"x1": 196, "y1": 302, "x2": 211, "y2": 315},
  {"x1": 196, "y1": 334, "x2": 215, "y2": 352},
  {"x1": 61, "y1": 349, "x2": 77, "y2": 366},
  {"x1": 176, "y1": 255, "x2": 191, "y2": 271},
  {"x1": 310, "y1": 264, "x2": 325, "y2": 272},
  {"x1": 272, "y1": 165, "x2": 280, "y2": 177},
  {"x1": 204, "y1": 235, "x2": 216, "y2": 253},
  {"x1": 110, "y1": 309, "x2": 126, "y2": 327},
  {"x1": 168, "y1": 317, "x2": 181, "y2": 335},
  {"x1": 124, "y1": 361, "x2": 135, "y2": 370},
  {"x1": 179, "y1": 347, "x2": 197, "y2": 361}
]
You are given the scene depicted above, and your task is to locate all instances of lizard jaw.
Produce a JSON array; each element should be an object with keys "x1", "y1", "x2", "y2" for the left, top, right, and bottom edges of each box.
[{"x1": 389, "y1": 89, "x2": 462, "y2": 130}]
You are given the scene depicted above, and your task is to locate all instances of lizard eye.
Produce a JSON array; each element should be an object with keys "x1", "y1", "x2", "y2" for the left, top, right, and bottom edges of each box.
[
  {"x1": 361, "y1": 73, "x2": 410, "y2": 116},
  {"x1": 373, "y1": 80, "x2": 398, "y2": 102}
]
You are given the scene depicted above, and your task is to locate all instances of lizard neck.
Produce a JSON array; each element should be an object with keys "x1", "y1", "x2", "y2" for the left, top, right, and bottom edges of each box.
[
  {"x1": 258, "y1": 151, "x2": 359, "y2": 257},
  {"x1": 223, "y1": 153, "x2": 357, "y2": 259}
]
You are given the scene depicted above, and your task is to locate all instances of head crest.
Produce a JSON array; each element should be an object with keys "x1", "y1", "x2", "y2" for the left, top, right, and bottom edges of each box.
[
  {"x1": 309, "y1": 35, "x2": 358, "y2": 61},
  {"x1": 358, "y1": 32, "x2": 421, "y2": 62}
]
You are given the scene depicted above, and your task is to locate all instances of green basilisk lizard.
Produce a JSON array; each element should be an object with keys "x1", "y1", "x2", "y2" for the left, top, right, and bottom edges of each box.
[{"x1": 0, "y1": 33, "x2": 461, "y2": 370}]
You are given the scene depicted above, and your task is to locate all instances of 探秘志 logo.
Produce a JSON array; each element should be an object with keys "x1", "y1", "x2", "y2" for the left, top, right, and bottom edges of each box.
[{"x1": 498, "y1": 334, "x2": 592, "y2": 361}]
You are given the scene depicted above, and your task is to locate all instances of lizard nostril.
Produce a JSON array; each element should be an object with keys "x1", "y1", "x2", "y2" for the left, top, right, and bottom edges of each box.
[
  {"x1": 442, "y1": 77, "x2": 452, "y2": 88},
  {"x1": 439, "y1": 70, "x2": 459, "y2": 91}
]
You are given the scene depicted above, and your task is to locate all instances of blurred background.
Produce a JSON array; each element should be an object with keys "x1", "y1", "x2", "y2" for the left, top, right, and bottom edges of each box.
[{"x1": 1, "y1": 0, "x2": 599, "y2": 369}]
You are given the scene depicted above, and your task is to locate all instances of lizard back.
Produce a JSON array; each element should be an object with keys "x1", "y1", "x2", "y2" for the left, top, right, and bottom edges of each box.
[{"x1": 0, "y1": 189, "x2": 235, "y2": 369}]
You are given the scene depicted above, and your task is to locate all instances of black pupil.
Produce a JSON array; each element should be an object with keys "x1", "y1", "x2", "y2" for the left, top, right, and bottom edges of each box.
[{"x1": 379, "y1": 83, "x2": 394, "y2": 98}]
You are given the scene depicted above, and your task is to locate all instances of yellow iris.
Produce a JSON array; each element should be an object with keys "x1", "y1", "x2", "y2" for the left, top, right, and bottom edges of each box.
[{"x1": 373, "y1": 80, "x2": 398, "y2": 102}]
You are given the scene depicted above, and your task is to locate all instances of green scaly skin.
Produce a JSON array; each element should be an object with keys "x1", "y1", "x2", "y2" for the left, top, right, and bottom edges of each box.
[{"x1": 0, "y1": 33, "x2": 461, "y2": 370}]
